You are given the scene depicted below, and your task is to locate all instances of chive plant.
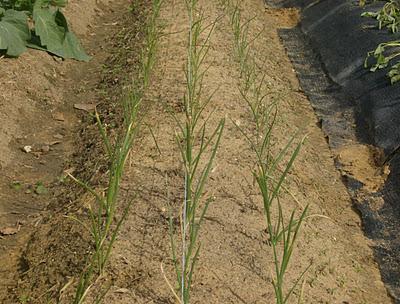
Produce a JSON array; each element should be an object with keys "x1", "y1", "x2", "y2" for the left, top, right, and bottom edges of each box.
[
  {"x1": 69, "y1": 0, "x2": 163, "y2": 302},
  {"x1": 168, "y1": 1, "x2": 224, "y2": 303},
  {"x1": 223, "y1": 2, "x2": 310, "y2": 303}
]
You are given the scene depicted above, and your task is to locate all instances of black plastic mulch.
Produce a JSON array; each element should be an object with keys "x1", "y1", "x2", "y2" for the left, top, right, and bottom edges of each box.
[{"x1": 265, "y1": 0, "x2": 400, "y2": 301}]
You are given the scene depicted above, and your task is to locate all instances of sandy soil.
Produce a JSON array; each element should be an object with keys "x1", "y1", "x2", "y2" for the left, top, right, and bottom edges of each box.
[
  {"x1": 0, "y1": 0, "x2": 123, "y2": 300},
  {"x1": 99, "y1": 0, "x2": 391, "y2": 303},
  {"x1": 0, "y1": 0, "x2": 394, "y2": 303}
]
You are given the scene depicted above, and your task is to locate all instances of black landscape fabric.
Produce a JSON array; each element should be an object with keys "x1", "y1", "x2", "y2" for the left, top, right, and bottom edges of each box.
[{"x1": 265, "y1": 0, "x2": 400, "y2": 301}]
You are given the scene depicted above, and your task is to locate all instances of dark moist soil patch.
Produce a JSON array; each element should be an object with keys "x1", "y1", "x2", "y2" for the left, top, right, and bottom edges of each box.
[{"x1": 4, "y1": 0, "x2": 153, "y2": 303}]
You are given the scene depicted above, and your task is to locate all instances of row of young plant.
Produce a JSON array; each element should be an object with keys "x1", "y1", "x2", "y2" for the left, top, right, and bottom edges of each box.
[
  {"x1": 68, "y1": 0, "x2": 224, "y2": 301},
  {"x1": 167, "y1": 0, "x2": 225, "y2": 303},
  {"x1": 68, "y1": 0, "x2": 309, "y2": 302},
  {"x1": 222, "y1": 1, "x2": 309, "y2": 303},
  {"x1": 362, "y1": 0, "x2": 400, "y2": 84},
  {"x1": 161, "y1": 0, "x2": 309, "y2": 302},
  {"x1": 68, "y1": 0, "x2": 164, "y2": 302}
]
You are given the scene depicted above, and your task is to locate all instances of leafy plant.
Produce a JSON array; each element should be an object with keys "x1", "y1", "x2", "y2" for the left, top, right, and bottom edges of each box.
[
  {"x1": 362, "y1": 0, "x2": 400, "y2": 33},
  {"x1": 0, "y1": 0, "x2": 90, "y2": 60},
  {"x1": 362, "y1": 0, "x2": 400, "y2": 83},
  {"x1": 365, "y1": 40, "x2": 400, "y2": 83},
  {"x1": 0, "y1": 8, "x2": 30, "y2": 56}
]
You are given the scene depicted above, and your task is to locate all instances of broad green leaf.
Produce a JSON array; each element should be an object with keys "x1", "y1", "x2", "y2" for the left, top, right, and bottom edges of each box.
[
  {"x1": 31, "y1": 2, "x2": 90, "y2": 61},
  {"x1": 26, "y1": 32, "x2": 47, "y2": 50},
  {"x1": 0, "y1": 9, "x2": 30, "y2": 56},
  {"x1": 32, "y1": 0, "x2": 64, "y2": 50},
  {"x1": 51, "y1": 30, "x2": 91, "y2": 61},
  {"x1": 51, "y1": 10, "x2": 91, "y2": 61}
]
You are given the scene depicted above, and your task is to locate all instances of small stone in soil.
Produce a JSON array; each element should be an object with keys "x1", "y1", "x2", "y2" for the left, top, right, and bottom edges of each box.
[
  {"x1": 0, "y1": 226, "x2": 19, "y2": 236},
  {"x1": 22, "y1": 145, "x2": 32, "y2": 153},
  {"x1": 74, "y1": 103, "x2": 96, "y2": 112},
  {"x1": 53, "y1": 112, "x2": 65, "y2": 121},
  {"x1": 115, "y1": 288, "x2": 130, "y2": 294}
]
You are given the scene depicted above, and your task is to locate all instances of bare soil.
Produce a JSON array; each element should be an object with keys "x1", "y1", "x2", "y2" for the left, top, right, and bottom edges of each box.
[
  {"x1": 0, "y1": 0, "x2": 97, "y2": 298},
  {"x1": 0, "y1": 0, "x2": 148, "y2": 301},
  {"x1": 0, "y1": 0, "x2": 394, "y2": 303}
]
